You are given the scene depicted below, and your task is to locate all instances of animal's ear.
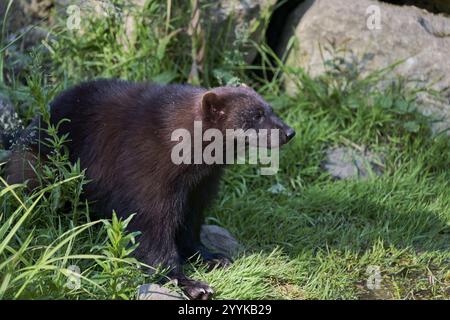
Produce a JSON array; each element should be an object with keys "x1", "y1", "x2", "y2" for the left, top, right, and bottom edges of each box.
[{"x1": 201, "y1": 91, "x2": 225, "y2": 121}]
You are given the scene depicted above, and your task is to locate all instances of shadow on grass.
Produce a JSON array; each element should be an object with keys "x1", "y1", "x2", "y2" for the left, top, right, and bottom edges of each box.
[
  {"x1": 210, "y1": 177, "x2": 449, "y2": 298},
  {"x1": 229, "y1": 182, "x2": 449, "y2": 256}
]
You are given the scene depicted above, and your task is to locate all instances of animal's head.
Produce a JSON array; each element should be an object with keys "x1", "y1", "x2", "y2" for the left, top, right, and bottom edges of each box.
[{"x1": 200, "y1": 85, "x2": 295, "y2": 148}]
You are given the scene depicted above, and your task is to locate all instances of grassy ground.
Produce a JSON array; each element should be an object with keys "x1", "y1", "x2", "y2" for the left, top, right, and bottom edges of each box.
[{"x1": 0, "y1": 1, "x2": 449, "y2": 299}]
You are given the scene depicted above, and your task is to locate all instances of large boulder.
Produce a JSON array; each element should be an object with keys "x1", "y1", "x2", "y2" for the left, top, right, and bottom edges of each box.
[{"x1": 280, "y1": 0, "x2": 450, "y2": 135}]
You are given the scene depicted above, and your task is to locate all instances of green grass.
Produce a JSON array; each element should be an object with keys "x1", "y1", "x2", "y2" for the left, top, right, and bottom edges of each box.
[{"x1": 0, "y1": 0, "x2": 449, "y2": 299}]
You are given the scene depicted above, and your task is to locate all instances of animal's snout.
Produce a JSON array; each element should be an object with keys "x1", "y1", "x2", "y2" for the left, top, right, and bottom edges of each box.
[{"x1": 285, "y1": 127, "x2": 296, "y2": 142}]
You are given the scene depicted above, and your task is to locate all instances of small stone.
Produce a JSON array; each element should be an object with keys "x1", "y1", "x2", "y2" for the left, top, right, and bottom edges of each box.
[
  {"x1": 137, "y1": 283, "x2": 185, "y2": 300},
  {"x1": 267, "y1": 182, "x2": 287, "y2": 194},
  {"x1": 200, "y1": 224, "x2": 243, "y2": 258},
  {"x1": 0, "y1": 150, "x2": 11, "y2": 162},
  {"x1": 322, "y1": 147, "x2": 384, "y2": 180}
]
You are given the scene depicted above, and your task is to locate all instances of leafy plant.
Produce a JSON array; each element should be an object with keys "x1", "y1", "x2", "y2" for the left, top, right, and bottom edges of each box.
[{"x1": 94, "y1": 212, "x2": 143, "y2": 300}]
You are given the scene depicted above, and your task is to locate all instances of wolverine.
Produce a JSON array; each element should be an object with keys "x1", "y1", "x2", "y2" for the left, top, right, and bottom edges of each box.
[{"x1": 5, "y1": 79, "x2": 295, "y2": 299}]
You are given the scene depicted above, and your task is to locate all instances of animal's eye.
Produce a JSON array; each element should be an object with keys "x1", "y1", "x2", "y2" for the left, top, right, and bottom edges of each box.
[{"x1": 254, "y1": 111, "x2": 265, "y2": 122}]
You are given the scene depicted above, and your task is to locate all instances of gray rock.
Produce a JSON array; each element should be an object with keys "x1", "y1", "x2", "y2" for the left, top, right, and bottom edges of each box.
[
  {"x1": 0, "y1": 150, "x2": 11, "y2": 162},
  {"x1": 280, "y1": 0, "x2": 450, "y2": 135},
  {"x1": 267, "y1": 182, "x2": 287, "y2": 194},
  {"x1": 137, "y1": 283, "x2": 185, "y2": 300},
  {"x1": 200, "y1": 224, "x2": 242, "y2": 258},
  {"x1": 322, "y1": 147, "x2": 384, "y2": 180}
]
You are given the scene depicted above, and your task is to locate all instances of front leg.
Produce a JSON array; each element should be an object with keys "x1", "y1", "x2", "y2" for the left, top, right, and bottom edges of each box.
[
  {"x1": 177, "y1": 170, "x2": 231, "y2": 270},
  {"x1": 135, "y1": 227, "x2": 215, "y2": 300},
  {"x1": 127, "y1": 195, "x2": 215, "y2": 300},
  {"x1": 178, "y1": 218, "x2": 232, "y2": 269}
]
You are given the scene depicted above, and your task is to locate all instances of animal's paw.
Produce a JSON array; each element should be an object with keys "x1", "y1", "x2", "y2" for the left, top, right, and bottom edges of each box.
[
  {"x1": 181, "y1": 279, "x2": 214, "y2": 300},
  {"x1": 204, "y1": 252, "x2": 232, "y2": 270}
]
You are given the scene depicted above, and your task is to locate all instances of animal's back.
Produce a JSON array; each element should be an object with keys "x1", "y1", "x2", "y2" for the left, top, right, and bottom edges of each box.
[
  {"x1": 6, "y1": 79, "x2": 202, "y2": 216},
  {"x1": 49, "y1": 79, "x2": 146, "y2": 161}
]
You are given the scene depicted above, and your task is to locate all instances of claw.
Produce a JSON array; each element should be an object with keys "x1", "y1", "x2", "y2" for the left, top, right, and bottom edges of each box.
[{"x1": 180, "y1": 279, "x2": 214, "y2": 300}]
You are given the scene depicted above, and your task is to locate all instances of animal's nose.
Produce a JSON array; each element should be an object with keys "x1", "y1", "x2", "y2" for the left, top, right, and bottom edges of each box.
[{"x1": 285, "y1": 127, "x2": 296, "y2": 141}]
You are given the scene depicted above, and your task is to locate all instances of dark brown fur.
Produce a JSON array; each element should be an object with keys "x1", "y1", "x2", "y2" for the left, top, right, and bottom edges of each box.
[{"x1": 5, "y1": 79, "x2": 294, "y2": 299}]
